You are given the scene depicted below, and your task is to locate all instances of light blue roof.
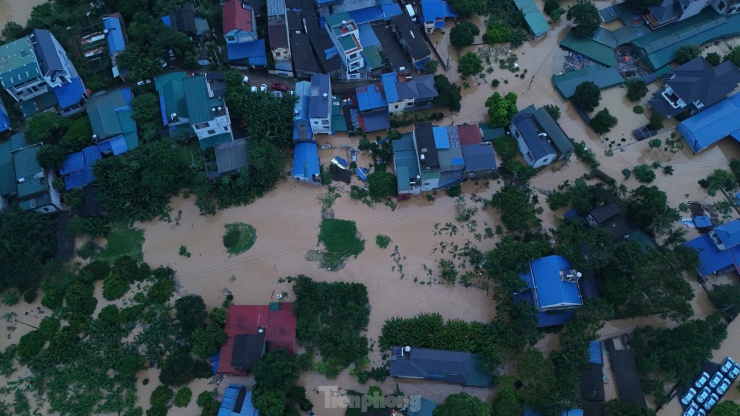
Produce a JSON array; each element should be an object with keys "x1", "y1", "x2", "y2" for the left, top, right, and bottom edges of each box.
[
  {"x1": 588, "y1": 341, "x2": 603, "y2": 365},
  {"x1": 358, "y1": 23, "x2": 381, "y2": 47},
  {"x1": 381, "y1": 72, "x2": 399, "y2": 102},
  {"x1": 714, "y1": 220, "x2": 740, "y2": 249},
  {"x1": 528, "y1": 255, "x2": 582, "y2": 310},
  {"x1": 433, "y1": 127, "x2": 449, "y2": 149},
  {"x1": 53, "y1": 77, "x2": 86, "y2": 110},
  {"x1": 103, "y1": 16, "x2": 127, "y2": 55},
  {"x1": 0, "y1": 97, "x2": 9, "y2": 133},
  {"x1": 218, "y1": 385, "x2": 258, "y2": 416},
  {"x1": 161, "y1": 15, "x2": 171, "y2": 26},
  {"x1": 292, "y1": 142, "x2": 319, "y2": 179},
  {"x1": 677, "y1": 93, "x2": 740, "y2": 154},
  {"x1": 380, "y1": 0, "x2": 403, "y2": 19}
]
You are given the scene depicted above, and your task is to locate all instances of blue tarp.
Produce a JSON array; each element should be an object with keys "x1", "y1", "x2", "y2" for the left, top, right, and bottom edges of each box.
[
  {"x1": 211, "y1": 352, "x2": 219, "y2": 375},
  {"x1": 714, "y1": 220, "x2": 740, "y2": 249},
  {"x1": 381, "y1": 72, "x2": 399, "y2": 103},
  {"x1": 527, "y1": 255, "x2": 582, "y2": 309},
  {"x1": 356, "y1": 84, "x2": 387, "y2": 111},
  {"x1": 525, "y1": 408, "x2": 583, "y2": 416},
  {"x1": 348, "y1": 6, "x2": 385, "y2": 24},
  {"x1": 104, "y1": 16, "x2": 126, "y2": 55},
  {"x1": 292, "y1": 142, "x2": 320, "y2": 179},
  {"x1": 414, "y1": 58, "x2": 429, "y2": 71},
  {"x1": 451, "y1": 157, "x2": 464, "y2": 165},
  {"x1": 158, "y1": 95, "x2": 168, "y2": 126},
  {"x1": 97, "y1": 135, "x2": 128, "y2": 155},
  {"x1": 684, "y1": 234, "x2": 740, "y2": 278},
  {"x1": 227, "y1": 40, "x2": 267, "y2": 66},
  {"x1": 218, "y1": 385, "x2": 259, "y2": 416},
  {"x1": 358, "y1": 23, "x2": 381, "y2": 47},
  {"x1": 433, "y1": 127, "x2": 449, "y2": 148},
  {"x1": 380, "y1": 0, "x2": 403, "y2": 19},
  {"x1": 161, "y1": 15, "x2": 171, "y2": 26},
  {"x1": 678, "y1": 94, "x2": 740, "y2": 153},
  {"x1": 356, "y1": 167, "x2": 367, "y2": 181},
  {"x1": 421, "y1": 0, "x2": 458, "y2": 23},
  {"x1": 53, "y1": 77, "x2": 86, "y2": 110},
  {"x1": 324, "y1": 46, "x2": 338, "y2": 60},
  {"x1": 588, "y1": 341, "x2": 603, "y2": 365},
  {"x1": 694, "y1": 216, "x2": 712, "y2": 228},
  {"x1": 0, "y1": 99, "x2": 9, "y2": 133}
]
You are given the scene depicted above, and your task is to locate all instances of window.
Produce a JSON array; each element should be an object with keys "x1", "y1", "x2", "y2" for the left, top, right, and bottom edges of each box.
[
  {"x1": 224, "y1": 125, "x2": 230, "y2": 131},
  {"x1": 394, "y1": 104, "x2": 399, "y2": 109},
  {"x1": 226, "y1": 36, "x2": 236, "y2": 42},
  {"x1": 276, "y1": 52, "x2": 281, "y2": 57},
  {"x1": 194, "y1": 122, "x2": 209, "y2": 129},
  {"x1": 322, "y1": 120, "x2": 329, "y2": 126},
  {"x1": 207, "y1": 129, "x2": 216, "y2": 135}
]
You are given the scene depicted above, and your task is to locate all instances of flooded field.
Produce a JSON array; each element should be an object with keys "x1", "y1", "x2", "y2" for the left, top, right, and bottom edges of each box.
[{"x1": 0, "y1": 0, "x2": 48, "y2": 28}]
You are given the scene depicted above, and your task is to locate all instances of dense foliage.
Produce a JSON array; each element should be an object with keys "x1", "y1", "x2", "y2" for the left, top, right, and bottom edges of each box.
[
  {"x1": 449, "y1": 0, "x2": 487, "y2": 18},
  {"x1": 698, "y1": 168, "x2": 737, "y2": 196},
  {"x1": 590, "y1": 108, "x2": 618, "y2": 134},
  {"x1": 367, "y1": 171, "x2": 397, "y2": 200},
  {"x1": 625, "y1": 78, "x2": 648, "y2": 102},
  {"x1": 567, "y1": 2, "x2": 600, "y2": 36},
  {"x1": 317, "y1": 219, "x2": 365, "y2": 270},
  {"x1": 485, "y1": 92, "x2": 518, "y2": 127},
  {"x1": 709, "y1": 283, "x2": 740, "y2": 319},
  {"x1": 0, "y1": 208, "x2": 57, "y2": 294},
  {"x1": 379, "y1": 313, "x2": 489, "y2": 353},
  {"x1": 571, "y1": 81, "x2": 601, "y2": 112},
  {"x1": 450, "y1": 21, "x2": 480, "y2": 49},
  {"x1": 675, "y1": 45, "x2": 701, "y2": 64},
  {"x1": 292, "y1": 276, "x2": 370, "y2": 377},
  {"x1": 222, "y1": 223, "x2": 257, "y2": 255},
  {"x1": 433, "y1": 75, "x2": 463, "y2": 112},
  {"x1": 432, "y1": 393, "x2": 490, "y2": 416},
  {"x1": 459, "y1": 51, "x2": 484, "y2": 77},
  {"x1": 487, "y1": 185, "x2": 543, "y2": 234},
  {"x1": 605, "y1": 400, "x2": 656, "y2": 416},
  {"x1": 626, "y1": 185, "x2": 680, "y2": 236}
]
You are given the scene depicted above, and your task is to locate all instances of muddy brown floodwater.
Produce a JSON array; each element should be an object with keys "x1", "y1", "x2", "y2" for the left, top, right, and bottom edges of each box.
[{"x1": 0, "y1": 0, "x2": 48, "y2": 28}]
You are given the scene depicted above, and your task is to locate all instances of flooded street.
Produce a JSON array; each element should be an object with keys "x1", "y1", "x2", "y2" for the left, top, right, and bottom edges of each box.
[{"x1": 0, "y1": 0, "x2": 48, "y2": 28}]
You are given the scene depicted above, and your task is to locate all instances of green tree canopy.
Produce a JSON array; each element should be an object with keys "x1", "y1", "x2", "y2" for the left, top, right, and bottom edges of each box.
[
  {"x1": 626, "y1": 185, "x2": 679, "y2": 235},
  {"x1": 450, "y1": 21, "x2": 480, "y2": 49},
  {"x1": 590, "y1": 108, "x2": 618, "y2": 134},
  {"x1": 485, "y1": 92, "x2": 518, "y2": 127},
  {"x1": 459, "y1": 51, "x2": 484, "y2": 77},
  {"x1": 567, "y1": 2, "x2": 600, "y2": 36},
  {"x1": 625, "y1": 78, "x2": 648, "y2": 102},
  {"x1": 698, "y1": 169, "x2": 737, "y2": 196},
  {"x1": 487, "y1": 185, "x2": 542, "y2": 234},
  {"x1": 25, "y1": 112, "x2": 70, "y2": 145},
  {"x1": 433, "y1": 392, "x2": 490, "y2": 416},
  {"x1": 724, "y1": 47, "x2": 740, "y2": 67},
  {"x1": 448, "y1": 0, "x2": 487, "y2": 18},
  {"x1": 433, "y1": 74, "x2": 463, "y2": 112},
  {"x1": 571, "y1": 81, "x2": 601, "y2": 112},
  {"x1": 368, "y1": 171, "x2": 397, "y2": 200},
  {"x1": 709, "y1": 283, "x2": 740, "y2": 319},
  {"x1": 491, "y1": 376, "x2": 523, "y2": 416},
  {"x1": 675, "y1": 45, "x2": 701, "y2": 64},
  {"x1": 175, "y1": 295, "x2": 208, "y2": 337},
  {"x1": 1, "y1": 21, "x2": 26, "y2": 43},
  {"x1": 36, "y1": 144, "x2": 67, "y2": 171},
  {"x1": 131, "y1": 93, "x2": 163, "y2": 142},
  {"x1": 605, "y1": 399, "x2": 656, "y2": 416},
  {"x1": 253, "y1": 349, "x2": 300, "y2": 391},
  {"x1": 0, "y1": 208, "x2": 57, "y2": 293},
  {"x1": 711, "y1": 401, "x2": 740, "y2": 416},
  {"x1": 191, "y1": 324, "x2": 227, "y2": 358}
]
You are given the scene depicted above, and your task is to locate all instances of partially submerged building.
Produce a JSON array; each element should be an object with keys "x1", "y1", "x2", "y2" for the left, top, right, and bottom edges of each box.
[
  {"x1": 643, "y1": 0, "x2": 712, "y2": 29},
  {"x1": 292, "y1": 142, "x2": 321, "y2": 184},
  {"x1": 381, "y1": 71, "x2": 438, "y2": 114},
  {"x1": 552, "y1": 66, "x2": 624, "y2": 99},
  {"x1": 514, "y1": 0, "x2": 550, "y2": 38},
  {"x1": 309, "y1": 74, "x2": 332, "y2": 134},
  {"x1": 515, "y1": 255, "x2": 583, "y2": 327},
  {"x1": 0, "y1": 132, "x2": 61, "y2": 213},
  {"x1": 677, "y1": 92, "x2": 740, "y2": 153},
  {"x1": 325, "y1": 13, "x2": 366, "y2": 79},
  {"x1": 510, "y1": 105, "x2": 574, "y2": 169},
  {"x1": 390, "y1": 14, "x2": 432, "y2": 71},
  {"x1": 0, "y1": 29, "x2": 87, "y2": 117},
  {"x1": 389, "y1": 346, "x2": 493, "y2": 386},
  {"x1": 354, "y1": 83, "x2": 390, "y2": 132},
  {"x1": 420, "y1": 0, "x2": 458, "y2": 33},
  {"x1": 685, "y1": 219, "x2": 740, "y2": 278},
  {"x1": 224, "y1": 0, "x2": 268, "y2": 67},
  {"x1": 649, "y1": 57, "x2": 740, "y2": 118},
  {"x1": 586, "y1": 202, "x2": 632, "y2": 240}
]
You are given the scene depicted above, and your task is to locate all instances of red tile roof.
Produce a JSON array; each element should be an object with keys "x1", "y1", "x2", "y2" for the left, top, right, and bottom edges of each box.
[
  {"x1": 457, "y1": 124, "x2": 482, "y2": 146},
  {"x1": 217, "y1": 302, "x2": 297, "y2": 375},
  {"x1": 223, "y1": 0, "x2": 254, "y2": 34}
]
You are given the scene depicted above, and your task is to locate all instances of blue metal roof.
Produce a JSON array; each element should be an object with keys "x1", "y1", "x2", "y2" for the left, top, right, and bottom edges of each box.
[
  {"x1": 529, "y1": 255, "x2": 582, "y2": 310},
  {"x1": 60, "y1": 151, "x2": 84, "y2": 175},
  {"x1": 380, "y1": 0, "x2": 403, "y2": 19},
  {"x1": 694, "y1": 215, "x2": 712, "y2": 228},
  {"x1": 356, "y1": 84, "x2": 387, "y2": 111},
  {"x1": 433, "y1": 127, "x2": 449, "y2": 149},
  {"x1": 536, "y1": 310, "x2": 575, "y2": 327},
  {"x1": 97, "y1": 135, "x2": 128, "y2": 155},
  {"x1": 408, "y1": 397, "x2": 438, "y2": 416},
  {"x1": 62, "y1": 145, "x2": 102, "y2": 190},
  {"x1": 421, "y1": 0, "x2": 458, "y2": 22},
  {"x1": 227, "y1": 40, "x2": 267, "y2": 66},
  {"x1": 360, "y1": 109, "x2": 389, "y2": 132},
  {"x1": 588, "y1": 341, "x2": 603, "y2": 365},
  {"x1": 381, "y1": 72, "x2": 399, "y2": 102},
  {"x1": 104, "y1": 16, "x2": 127, "y2": 55},
  {"x1": 0, "y1": 98, "x2": 10, "y2": 133},
  {"x1": 684, "y1": 234, "x2": 740, "y2": 277},
  {"x1": 161, "y1": 15, "x2": 171, "y2": 26},
  {"x1": 358, "y1": 23, "x2": 381, "y2": 47},
  {"x1": 356, "y1": 167, "x2": 367, "y2": 181},
  {"x1": 678, "y1": 94, "x2": 740, "y2": 153},
  {"x1": 563, "y1": 410, "x2": 584, "y2": 416},
  {"x1": 348, "y1": 6, "x2": 385, "y2": 24},
  {"x1": 53, "y1": 77, "x2": 86, "y2": 110},
  {"x1": 292, "y1": 142, "x2": 319, "y2": 179},
  {"x1": 218, "y1": 385, "x2": 259, "y2": 416},
  {"x1": 715, "y1": 220, "x2": 740, "y2": 249}
]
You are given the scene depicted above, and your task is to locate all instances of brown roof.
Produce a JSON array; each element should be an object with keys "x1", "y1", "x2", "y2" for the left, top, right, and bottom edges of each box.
[
  {"x1": 268, "y1": 23, "x2": 288, "y2": 48},
  {"x1": 457, "y1": 124, "x2": 481, "y2": 145}
]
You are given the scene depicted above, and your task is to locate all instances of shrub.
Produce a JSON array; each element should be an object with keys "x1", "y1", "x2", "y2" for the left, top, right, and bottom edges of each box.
[
  {"x1": 573, "y1": 141, "x2": 600, "y2": 168},
  {"x1": 102, "y1": 274, "x2": 130, "y2": 301},
  {"x1": 647, "y1": 112, "x2": 664, "y2": 130},
  {"x1": 222, "y1": 223, "x2": 257, "y2": 255},
  {"x1": 317, "y1": 219, "x2": 365, "y2": 270},
  {"x1": 174, "y1": 387, "x2": 192, "y2": 408},
  {"x1": 633, "y1": 164, "x2": 656, "y2": 183},
  {"x1": 571, "y1": 81, "x2": 601, "y2": 112},
  {"x1": 483, "y1": 23, "x2": 508, "y2": 44},
  {"x1": 625, "y1": 78, "x2": 648, "y2": 101},
  {"x1": 590, "y1": 108, "x2": 618, "y2": 134},
  {"x1": 492, "y1": 79, "x2": 500, "y2": 87},
  {"x1": 197, "y1": 391, "x2": 216, "y2": 408},
  {"x1": 543, "y1": 104, "x2": 560, "y2": 121},
  {"x1": 375, "y1": 235, "x2": 391, "y2": 249},
  {"x1": 633, "y1": 105, "x2": 644, "y2": 114},
  {"x1": 2, "y1": 290, "x2": 20, "y2": 306},
  {"x1": 622, "y1": 168, "x2": 632, "y2": 179}
]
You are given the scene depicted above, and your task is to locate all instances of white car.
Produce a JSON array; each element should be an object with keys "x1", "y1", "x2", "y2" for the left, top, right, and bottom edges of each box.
[
  {"x1": 694, "y1": 372, "x2": 710, "y2": 389},
  {"x1": 684, "y1": 403, "x2": 699, "y2": 416},
  {"x1": 716, "y1": 378, "x2": 731, "y2": 396},
  {"x1": 260, "y1": 83, "x2": 267, "y2": 92},
  {"x1": 729, "y1": 364, "x2": 740, "y2": 380},
  {"x1": 709, "y1": 372, "x2": 724, "y2": 388},
  {"x1": 681, "y1": 388, "x2": 697, "y2": 405},
  {"x1": 250, "y1": 86, "x2": 257, "y2": 92},
  {"x1": 720, "y1": 357, "x2": 735, "y2": 374},
  {"x1": 703, "y1": 393, "x2": 719, "y2": 410},
  {"x1": 696, "y1": 386, "x2": 711, "y2": 404}
]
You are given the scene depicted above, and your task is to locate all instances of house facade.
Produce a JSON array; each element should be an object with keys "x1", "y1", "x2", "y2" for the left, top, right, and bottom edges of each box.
[
  {"x1": 381, "y1": 72, "x2": 438, "y2": 114},
  {"x1": 0, "y1": 134, "x2": 61, "y2": 214},
  {"x1": 324, "y1": 13, "x2": 365, "y2": 79},
  {"x1": 648, "y1": 57, "x2": 740, "y2": 118},
  {"x1": 510, "y1": 105, "x2": 574, "y2": 169},
  {"x1": 309, "y1": 74, "x2": 332, "y2": 134},
  {"x1": 267, "y1": 0, "x2": 293, "y2": 76},
  {"x1": 643, "y1": 0, "x2": 713, "y2": 29},
  {"x1": 390, "y1": 14, "x2": 432, "y2": 71},
  {"x1": 223, "y1": 0, "x2": 258, "y2": 43},
  {"x1": 0, "y1": 29, "x2": 87, "y2": 117}
]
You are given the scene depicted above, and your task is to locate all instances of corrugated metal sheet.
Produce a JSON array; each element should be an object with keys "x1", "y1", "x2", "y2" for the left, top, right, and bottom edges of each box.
[
  {"x1": 560, "y1": 32, "x2": 617, "y2": 67},
  {"x1": 513, "y1": 0, "x2": 550, "y2": 37},
  {"x1": 677, "y1": 93, "x2": 740, "y2": 153},
  {"x1": 684, "y1": 233, "x2": 740, "y2": 277},
  {"x1": 552, "y1": 66, "x2": 624, "y2": 99}
]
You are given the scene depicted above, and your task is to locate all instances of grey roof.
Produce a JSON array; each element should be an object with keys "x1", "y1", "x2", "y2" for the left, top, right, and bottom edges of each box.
[
  {"x1": 588, "y1": 202, "x2": 622, "y2": 224},
  {"x1": 31, "y1": 29, "x2": 64, "y2": 79},
  {"x1": 649, "y1": 57, "x2": 740, "y2": 117},
  {"x1": 461, "y1": 144, "x2": 496, "y2": 172},
  {"x1": 647, "y1": 0, "x2": 681, "y2": 25},
  {"x1": 391, "y1": 14, "x2": 430, "y2": 60},
  {"x1": 290, "y1": 30, "x2": 323, "y2": 75},
  {"x1": 371, "y1": 21, "x2": 412, "y2": 70},
  {"x1": 302, "y1": 0, "x2": 342, "y2": 72},
  {"x1": 511, "y1": 106, "x2": 557, "y2": 161},
  {"x1": 215, "y1": 138, "x2": 249, "y2": 175},
  {"x1": 170, "y1": 3, "x2": 197, "y2": 34},
  {"x1": 532, "y1": 106, "x2": 574, "y2": 156},
  {"x1": 389, "y1": 347, "x2": 493, "y2": 387},
  {"x1": 285, "y1": 0, "x2": 302, "y2": 8},
  {"x1": 287, "y1": 10, "x2": 302, "y2": 30},
  {"x1": 415, "y1": 122, "x2": 440, "y2": 169},
  {"x1": 309, "y1": 74, "x2": 331, "y2": 119},
  {"x1": 396, "y1": 75, "x2": 438, "y2": 100},
  {"x1": 604, "y1": 338, "x2": 646, "y2": 406}
]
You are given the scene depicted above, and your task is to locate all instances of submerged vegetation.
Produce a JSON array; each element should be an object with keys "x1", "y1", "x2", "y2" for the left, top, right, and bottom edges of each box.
[
  {"x1": 315, "y1": 219, "x2": 365, "y2": 270},
  {"x1": 222, "y1": 223, "x2": 257, "y2": 255}
]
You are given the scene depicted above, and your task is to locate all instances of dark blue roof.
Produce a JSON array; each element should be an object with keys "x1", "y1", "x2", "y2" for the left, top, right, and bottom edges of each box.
[
  {"x1": 360, "y1": 109, "x2": 390, "y2": 132},
  {"x1": 421, "y1": 0, "x2": 459, "y2": 22},
  {"x1": 97, "y1": 135, "x2": 128, "y2": 155},
  {"x1": 588, "y1": 341, "x2": 603, "y2": 365},
  {"x1": 227, "y1": 40, "x2": 267, "y2": 66},
  {"x1": 358, "y1": 23, "x2": 381, "y2": 47},
  {"x1": 53, "y1": 77, "x2": 86, "y2": 110},
  {"x1": 292, "y1": 142, "x2": 319, "y2": 179},
  {"x1": 678, "y1": 93, "x2": 740, "y2": 153},
  {"x1": 714, "y1": 220, "x2": 740, "y2": 249},
  {"x1": 104, "y1": 16, "x2": 127, "y2": 55},
  {"x1": 62, "y1": 145, "x2": 102, "y2": 190},
  {"x1": 536, "y1": 310, "x2": 576, "y2": 327},
  {"x1": 526, "y1": 255, "x2": 582, "y2": 310},
  {"x1": 348, "y1": 6, "x2": 385, "y2": 24},
  {"x1": 356, "y1": 84, "x2": 387, "y2": 111},
  {"x1": 512, "y1": 106, "x2": 557, "y2": 161},
  {"x1": 0, "y1": 98, "x2": 10, "y2": 133},
  {"x1": 60, "y1": 151, "x2": 84, "y2": 175},
  {"x1": 684, "y1": 234, "x2": 740, "y2": 277},
  {"x1": 380, "y1": 0, "x2": 403, "y2": 19},
  {"x1": 356, "y1": 167, "x2": 367, "y2": 181},
  {"x1": 524, "y1": 408, "x2": 583, "y2": 416}
]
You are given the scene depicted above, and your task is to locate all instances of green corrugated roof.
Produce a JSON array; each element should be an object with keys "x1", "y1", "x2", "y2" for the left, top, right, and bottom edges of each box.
[
  {"x1": 561, "y1": 32, "x2": 617, "y2": 67},
  {"x1": 0, "y1": 141, "x2": 14, "y2": 196},
  {"x1": 339, "y1": 35, "x2": 357, "y2": 52},
  {"x1": 331, "y1": 114, "x2": 347, "y2": 132},
  {"x1": 513, "y1": 0, "x2": 550, "y2": 37},
  {"x1": 0, "y1": 37, "x2": 41, "y2": 87},
  {"x1": 182, "y1": 75, "x2": 212, "y2": 124},
  {"x1": 87, "y1": 90, "x2": 133, "y2": 138},
  {"x1": 12, "y1": 145, "x2": 48, "y2": 199},
  {"x1": 18, "y1": 90, "x2": 58, "y2": 118},
  {"x1": 326, "y1": 13, "x2": 352, "y2": 30},
  {"x1": 155, "y1": 71, "x2": 189, "y2": 120},
  {"x1": 552, "y1": 66, "x2": 624, "y2": 98},
  {"x1": 478, "y1": 123, "x2": 506, "y2": 141},
  {"x1": 364, "y1": 45, "x2": 384, "y2": 69},
  {"x1": 421, "y1": 170, "x2": 440, "y2": 180},
  {"x1": 632, "y1": 10, "x2": 740, "y2": 70}
]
